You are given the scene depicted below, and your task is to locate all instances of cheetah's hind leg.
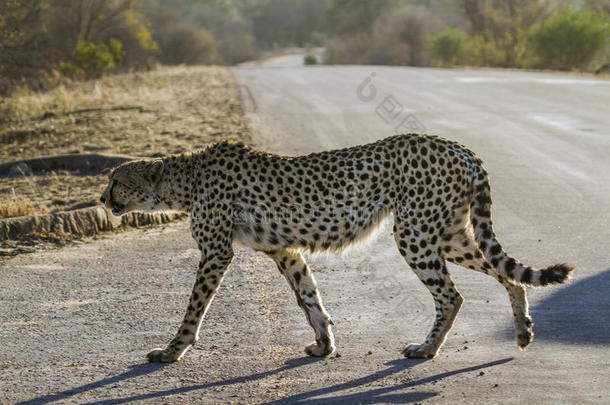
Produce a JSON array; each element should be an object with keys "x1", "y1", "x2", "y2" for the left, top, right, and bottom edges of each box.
[
  {"x1": 442, "y1": 228, "x2": 534, "y2": 350},
  {"x1": 265, "y1": 249, "x2": 336, "y2": 357},
  {"x1": 393, "y1": 220, "x2": 464, "y2": 359}
]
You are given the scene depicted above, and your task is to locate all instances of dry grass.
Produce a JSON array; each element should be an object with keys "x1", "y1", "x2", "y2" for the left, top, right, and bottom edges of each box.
[
  {"x1": 0, "y1": 66, "x2": 250, "y2": 160},
  {"x1": 0, "y1": 191, "x2": 40, "y2": 219},
  {"x1": 1, "y1": 172, "x2": 103, "y2": 215},
  {"x1": 0, "y1": 66, "x2": 245, "y2": 123},
  {"x1": 1, "y1": 73, "x2": 155, "y2": 122},
  {"x1": 0, "y1": 66, "x2": 253, "y2": 218},
  {"x1": 1, "y1": 84, "x2": 91, "y2": 122}
]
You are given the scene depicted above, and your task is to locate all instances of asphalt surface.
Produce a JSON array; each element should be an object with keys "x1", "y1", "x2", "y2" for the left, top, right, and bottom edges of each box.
[{"x1": 1, "y1": 58, "x2": 609, "y2": 404}]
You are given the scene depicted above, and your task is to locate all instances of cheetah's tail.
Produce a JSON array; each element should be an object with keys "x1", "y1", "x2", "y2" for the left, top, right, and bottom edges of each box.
[{"x1": 469, "y1": 165, "x2": 574, "y2": 287}]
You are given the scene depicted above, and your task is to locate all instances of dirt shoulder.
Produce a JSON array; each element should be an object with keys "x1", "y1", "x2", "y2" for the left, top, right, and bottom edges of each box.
[{"x1": 0, "y1": 65, "x2": 252, "y2": 218}]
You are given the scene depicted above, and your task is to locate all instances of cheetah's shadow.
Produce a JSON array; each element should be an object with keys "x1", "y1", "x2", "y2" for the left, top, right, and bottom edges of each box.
[
  {"x1": 17, "y1": 357, "x2": 322, "y2": 405},
  {"x1": 20, "y1": 356, "x2": 512, "y2": 405}
]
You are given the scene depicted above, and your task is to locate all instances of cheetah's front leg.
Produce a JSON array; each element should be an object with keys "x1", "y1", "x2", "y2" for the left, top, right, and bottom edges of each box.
[{"x1": 147, "y1": 252, "x2": 234, "y2": 362}]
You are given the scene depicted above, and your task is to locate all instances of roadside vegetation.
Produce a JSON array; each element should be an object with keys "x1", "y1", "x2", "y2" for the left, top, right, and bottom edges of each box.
[
  {"x1": 1, "y1": 0, "x2": 608, "y2": 221},
  {"x1": 2, "y1": 1, "x2": 607, "y2": 99},
  {"x1": 0, "y1": 192, "x2": 37, "y2": 219},
  {"x1": 0, "y1": 0, "x2": 332, "y2": 97},
  {"x1": 326, "y1": 0, "x2": 610, "y2": 72}
]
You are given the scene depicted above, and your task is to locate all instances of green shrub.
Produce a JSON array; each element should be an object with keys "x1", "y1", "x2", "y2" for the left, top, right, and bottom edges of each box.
[
  {"x1": 522, "y1": 8, "x2": 610, "y2": 70},
  {"x1": 108, "y1": 38, "x2": 126, "y2": 64},
  {"x1": 154, "y1": 25, "x2": 217, "y2": 65},
  {"x1": 428, "y1": 28, "x2": 470, "y2": 67},
  {"x1": 304, "y1": 54, "x2": 318, "y2": 65},
  {"x1": 464, "y1": 34, "x2": 507, "y2": 67},
  {"x1": 428, "y1": 28, "x2": 509, "y2": 67},
  {"x1": 60, "y1": 39, "x2": 124, "y2": 79}
]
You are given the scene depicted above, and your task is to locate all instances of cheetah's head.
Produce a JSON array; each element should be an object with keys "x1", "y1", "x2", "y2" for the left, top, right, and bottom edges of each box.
[{"x1": 100, "y1": 159, "x2": 164, "y2": 216}]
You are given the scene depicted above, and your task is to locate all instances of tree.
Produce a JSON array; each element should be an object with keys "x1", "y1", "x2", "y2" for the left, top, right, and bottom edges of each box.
[
  {"x1": 43, "y1": 1, "x2": 158, "y2": 76},
  {"x1": 459, "y1": 0, "x2": 553, "y2": 66},
  {"x1": 0, "y1": 0, "x2": 52, "y2": 94},
  {"x1": 326, "y1": 0, "x2": 397, "y2": 36},
  {"x1": 523, "y1": 7, "x2": 610, "y2": 70}
]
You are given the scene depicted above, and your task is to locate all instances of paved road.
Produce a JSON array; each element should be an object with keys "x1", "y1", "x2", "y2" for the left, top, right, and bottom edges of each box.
[
  {"x1": 1, "y1": 63, "x2": 609, "y2": 404},
  {"x1": 233, "y1": 63, "x2": 610, "y2": 402}
]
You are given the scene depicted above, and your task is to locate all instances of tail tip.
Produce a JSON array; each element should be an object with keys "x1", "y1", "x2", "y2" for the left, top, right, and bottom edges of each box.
[{"x1": 540, "y1": 263, "x2": 574, "y2": 285}]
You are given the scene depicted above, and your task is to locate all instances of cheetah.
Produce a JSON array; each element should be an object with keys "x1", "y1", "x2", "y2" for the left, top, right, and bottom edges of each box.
[{"x1": 100, "y1": 134, "x2": 573, "y2": 362}]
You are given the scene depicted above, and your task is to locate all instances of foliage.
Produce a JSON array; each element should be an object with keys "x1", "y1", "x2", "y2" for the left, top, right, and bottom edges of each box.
[
  {"x1": 2, "y1": 0, "x2": 610, "y2": 95},
  {"x1": 142, "y1": 3, "x2": 217, "y2": 65},
  {"x1": 325, "y1": 33, "x2": 371, "y2": 65},
  {"x1": 163, "y1": 27, "x2": 218, "y2": 65},
  {"x1": 153, "y1": 0, "x2": 331, "y2": 63},
  {"x1": 307, "y1": 31, "x2": 328, "y2": 47},
  {"x1": 0, "y1": 0, "x2": 53, "y2": 94},
  {"x1": 325, "y1": 0, "x2": 610, "y2": 71},
  {"x1": 113, "y1": 9, "x2": 160, "y2": 69},
  {"x1": 439, "y1": 0, "x2": 554, "y2": 67},
  {"x1": 244, "y1": 0, "x2": 331, "y2": 49},
  {"x1": 59, "y1": 39, "x2": 124, "y2": 79},
  {"x1": 142, "y1": 0, "x2": 255, "y2": 64},
  {"x1": 428, "y1": 28, "x2": 471, "y2": 67},
  {"x1": 303, "y1": 54, "x2": 318, "y2": 65},
  {"x1": 426, "y1": 1, "x2": 609, "y2": 71},
  {"x1": 326, "y1": 3, "x2": 436, "y2": 66},
  {"x1": 521, "y1": 8, "x2": 610, "y2": 70},
  {"x1": 326, "y1": 0, "x2": 397, "y2": 36}
]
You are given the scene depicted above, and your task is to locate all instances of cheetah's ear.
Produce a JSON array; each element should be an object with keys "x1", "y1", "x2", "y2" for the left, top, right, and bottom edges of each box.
[{"x1": 144, "y1": 160, "x2": 164, "y2": 185}]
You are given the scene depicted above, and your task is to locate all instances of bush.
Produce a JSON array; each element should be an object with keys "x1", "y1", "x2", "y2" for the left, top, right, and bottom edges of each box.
[
  {"x1": 369, "y1": 9, "x2": 431, "y2": 66},
  {"x1": 143, "y1": 3, "x2": 218, "y2": 65},
  {"x1": 428, "y1": 28, "x2": 470, "y2": 67},
  {"x1": 428, "y1": 28, "x2": 510, "y2": 67},
  {"x1": 304, "y1": 54, "x2": 318, "y2": 65},
  {"x1": 325, "y1": 33, "x2": 373, "y2": 65},
  {"x1": 464, "y1": 34, "x2": 506, "y2": 67},
  {"x1": 522, "y1": 8, "x2": 610, "y2": 70},
  {"x1": 60, "y1": 39, "x2": 124, "y2": 79},
  {"x1": 155, "y1": 26, "x2": 218, "y2": 65},
  {"x1": 326, "y1": 6, "x2": 435, "y2": 66},
  {"x1": 111, "y1": 9, "x2": 159, "y2": 70}
]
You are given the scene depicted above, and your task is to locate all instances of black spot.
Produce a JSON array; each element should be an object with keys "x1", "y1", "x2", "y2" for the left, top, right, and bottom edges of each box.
[{"x1": 505, "y1": 258, "x2": 516, "y2": 273}]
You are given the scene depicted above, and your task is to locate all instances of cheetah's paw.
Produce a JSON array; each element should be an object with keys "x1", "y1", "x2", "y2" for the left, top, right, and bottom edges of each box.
[
  {"x1": 147, "y1": 347, "x2": 180, "y2": 363},
  {"x1": 517, "y1": 330, "x2": 534, "y2": 350},
  {"x1": 401, "y1": 343, "x2": 437, "y2": 359},
  {"x1": 305, "y1": 341, "x2": 336, "y2": 357}
]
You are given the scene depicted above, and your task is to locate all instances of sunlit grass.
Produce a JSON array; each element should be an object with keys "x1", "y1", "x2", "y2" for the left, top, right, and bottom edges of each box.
[
  {"x1": 0, "y1": 66, "x2": 231, "y2": 123},
  {"x1": 0, "y1": 191, "x2": 40, "y2": 219},
  {"x1": 0, "y1": 81, "x2": 112, "y2": 122}
]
